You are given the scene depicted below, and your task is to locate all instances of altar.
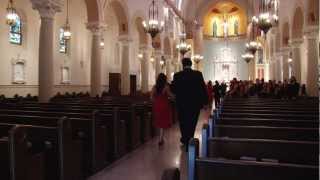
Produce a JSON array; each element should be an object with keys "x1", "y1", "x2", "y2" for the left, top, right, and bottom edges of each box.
[{"x1": 211, "y1": 46, "x2": 239, "y2": 82}]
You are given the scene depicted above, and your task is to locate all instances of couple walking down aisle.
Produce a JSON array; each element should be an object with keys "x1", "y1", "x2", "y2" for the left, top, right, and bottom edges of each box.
[{"x1": 152, "y1": 58, "x2": 208, "y2": 151}]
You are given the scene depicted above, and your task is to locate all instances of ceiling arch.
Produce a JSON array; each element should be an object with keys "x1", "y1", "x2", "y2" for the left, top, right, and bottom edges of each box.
[
  {"x1": 292, "y1": 7, "x2": 304, "y2": 39},
  {"x1": 134, "y1": 17, "x2": 148, "y2": 45},
  {"x1": 84, "y1": 0, "x2": 101, "y2": 22}
]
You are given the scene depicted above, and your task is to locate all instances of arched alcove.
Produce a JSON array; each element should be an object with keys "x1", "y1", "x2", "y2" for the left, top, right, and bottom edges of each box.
[
  {"x1": 108, "y1": 0, "x2": 129, "y2": 35},
  {"x1": 202, "y1": 1, "x2": 247, "y2": 38}
]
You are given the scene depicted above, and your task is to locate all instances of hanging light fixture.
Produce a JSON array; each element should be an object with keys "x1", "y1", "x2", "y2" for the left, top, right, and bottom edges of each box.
[
  {"x1": 241, "y1": 51, "x2": 254, "y2": 63},
  {"x1": 176, "y1": 25, "x2": 192, "y2": 56},
  {"x1": 192, "y1": 54, "x2": 204, "y2": 64},
  {"x1": 246, "y1": 4, "x2": 260, "y2": 55},
  {"x1": 62, "y1": 0, "x2": 71, "y2": 40},
  {"x1": 254, "y1": 0, "x2": 279, "y2": 36},
  {"x1": 6, "y1": 0, "x2": 18, "y2": 26},
  {"x1": 142, "y1": 0, "x2": 164, "y2": 39}
]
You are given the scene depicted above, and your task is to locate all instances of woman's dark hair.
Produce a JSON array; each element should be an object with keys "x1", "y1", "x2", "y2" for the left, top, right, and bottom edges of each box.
[{"x1": 155, "y1": 73, "x2": 167, "y2": 94}]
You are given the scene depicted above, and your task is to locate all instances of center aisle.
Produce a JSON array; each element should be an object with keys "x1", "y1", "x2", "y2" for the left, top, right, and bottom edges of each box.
[{"x1": 89, "y1": 109, "x2": 211, "y2": 180}]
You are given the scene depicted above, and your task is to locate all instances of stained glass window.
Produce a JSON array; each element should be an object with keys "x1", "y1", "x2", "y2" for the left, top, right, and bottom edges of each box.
[
  {"x1": 59, "y1": 28, "x2": 67, "y2": 53},
  {"x1": 9, "y1": 16, "x2": 22, "y2": 45}
]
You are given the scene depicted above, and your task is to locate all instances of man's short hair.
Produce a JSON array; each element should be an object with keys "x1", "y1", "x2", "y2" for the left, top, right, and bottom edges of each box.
[{"x1": 182, "y1": 58, "x2": 192, "y2": 67}]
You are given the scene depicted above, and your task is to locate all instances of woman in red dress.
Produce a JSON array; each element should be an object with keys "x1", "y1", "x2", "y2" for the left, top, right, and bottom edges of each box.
[{"x1": 151, "y1": 73, "x2": 174, "y2": 146}]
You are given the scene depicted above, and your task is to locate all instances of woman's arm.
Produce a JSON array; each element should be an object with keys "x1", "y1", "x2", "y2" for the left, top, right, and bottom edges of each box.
[{"x1": 165, "y1": 84, "x2": 175, "y2": 99}]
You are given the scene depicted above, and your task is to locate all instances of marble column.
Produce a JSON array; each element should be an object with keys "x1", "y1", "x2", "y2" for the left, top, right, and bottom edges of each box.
[
  {"x1": 280, "y1": 47, "x2": 290, "y2": 81},
  {"x1": 289, "y1": 38, "x2": 303, "y2": 82},
  {"x1": 140, "y1": 45, "x2": 150, "y2": 93},
  {"x1": 31, "y1": 0, "x2": 61, "y2": 102},
  {"x1": 87, "y1": 22, "x2": 105, "y2": 97},
  {"x1": 164, "y1": 55, "x2": 172, "y2": 81},
  {"x1": 304, "y1": 26, "x2": 319, "y2": 96},
  {"x1": 154, "y1": 50, "x2": 162, "y2": 79},
  {"x1": 119, "y1": 36, "x2": 131, "y2": 95}
]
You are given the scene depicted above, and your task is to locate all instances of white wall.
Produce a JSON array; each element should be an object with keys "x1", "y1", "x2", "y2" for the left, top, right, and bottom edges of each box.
[
  {"x1": 0, "y1": 0, "x2": 92, "y2": 97},
  {"x1": 203, "y1": 38, "x2": 248, "y2": 82}
]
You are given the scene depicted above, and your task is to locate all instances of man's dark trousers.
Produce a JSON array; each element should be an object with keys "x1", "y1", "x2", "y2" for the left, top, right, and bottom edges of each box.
[{"x1": 177, "y1": 107, "x2": 201, "y2": 145}]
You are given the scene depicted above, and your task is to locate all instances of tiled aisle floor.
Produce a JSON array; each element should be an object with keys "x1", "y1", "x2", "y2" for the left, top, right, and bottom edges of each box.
[{"x1": 88, "y1": 109, "x2": 211, "y2": 180}]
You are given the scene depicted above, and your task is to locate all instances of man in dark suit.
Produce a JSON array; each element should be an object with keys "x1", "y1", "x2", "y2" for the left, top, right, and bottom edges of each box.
[{"x1": 171, "y1": 58, "x2": 208, "y2": 149}]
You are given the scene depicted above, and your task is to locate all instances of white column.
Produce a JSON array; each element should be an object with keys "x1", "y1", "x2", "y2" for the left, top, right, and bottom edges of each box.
[
  {"x1": 87, "y1": 22, "x2": 105, "y2": 97},
  {"x1": 304, "y1": 26, "x2": 319, "y2": 96},
  {"x1": 31, "y1": 0, "x2": 61, "y2": 102},
  {"x1": 289, "y1": 38, "x2": 303, "y2": 82},
  {"x1": 154, "y1": 50, "x2": 162, "y2": 79},
  {"x1": 164, "y1": 55, "x2": 172, "y2": 81},
  {"x1": 280, "y1": 47, "x2": 290, "y2": 81},
  {"x1": 140, "y1": 45, "x2": 150, "y2": 93},
  {"x1": 119, "y1": 36, "x2": 131, "y2": 95}
]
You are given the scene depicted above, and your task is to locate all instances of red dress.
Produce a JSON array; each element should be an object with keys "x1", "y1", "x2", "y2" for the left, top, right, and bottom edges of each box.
[{"x1": 152, "y1": 90, "x2": 172, "y2": 129}]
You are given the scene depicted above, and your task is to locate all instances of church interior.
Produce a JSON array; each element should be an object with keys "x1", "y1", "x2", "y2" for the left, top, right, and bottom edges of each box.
[{"x1": 0, "y1": 0, "x2": 319, "y2": 180}]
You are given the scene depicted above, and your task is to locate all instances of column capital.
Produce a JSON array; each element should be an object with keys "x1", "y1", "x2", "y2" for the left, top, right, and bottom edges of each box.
[
  {"x1": 30, "y1": 0, "x2": 62, "y2": 19},
  {"x1": 163, "y1": 54, "x2": 172, "y2": 60},
  {"x1": 280, "y1": 47, "x2": 291, "y2": 55},
  {"x1": 86, "y1": 22, "x2": 107, "y2": 35},
  {"x1": 304, "y1": 26, "x2": 319, "y2": 40},
  {"x1": 118, "y1": 35, "x2": 132, "y2": 45},
  {"x1": 154, "y1": 50, "x2": 163, "y2": 56},
  {"x1": 139, "y1": 44, "x2": 151, "y2": 52},
  {"x1": 289, "y1": 38, "x2": 304, "y2": 48}
]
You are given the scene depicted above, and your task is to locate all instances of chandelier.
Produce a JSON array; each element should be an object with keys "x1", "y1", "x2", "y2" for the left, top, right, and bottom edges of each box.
[
  {"x1": 192, "y1": 54, "x2": 204, "y2": 64},
  {"x1": 6, "y1": 0, "x2": 18, "y2": 26},
  {"x1": 62, "y1": 0, "x2": 71, "y2": 40},
  {"x1": 142, "y1": 0, "x2": 164, "y2": 39},
  {"x1": 176, "y1": 33, "x2": 191, "y2": 56},
  {"x1": 253, "y1": 0, "x2": 279, "y2": 35},
  {"x1": 246, "y1": 41, "x2": 259, "y2": 54},
  {"x1": 241, "y1": 51, "x2": 254, "y2": 63}
]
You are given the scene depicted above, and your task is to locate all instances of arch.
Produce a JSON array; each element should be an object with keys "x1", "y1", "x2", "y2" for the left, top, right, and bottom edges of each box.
[
  {"x1": 195, "y1": 0, "x2": 248, "y2": 26},
  {"x1": 281, "y1": 22, "x2": 290, "y2": 47},
  {"x1": 84, "y1": 0, "x2": 101, "y2": 22},
  {"x1": 201, "y1": 1, "x2": 248, "y2": 38},
  {"x1": 307, "y1": 0, "x2": 319, "y2": 26},
  {"x1": 292, "y1": 7, "x2": 304, "y2": 39},
  {"x1": 107, "y1": 0, "x2": 129, "y2": 35},
  {"x1": 134, "y1": 17, "x2": 148, "y2": 45},
  {"x1": 163, "y1": 37, "x2": 172, "y2": 55}
]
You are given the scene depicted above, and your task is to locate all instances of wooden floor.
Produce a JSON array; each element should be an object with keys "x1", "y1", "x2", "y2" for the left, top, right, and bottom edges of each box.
[{"x1": 88, "y1": 109, "x2": 211, "y2": 180}]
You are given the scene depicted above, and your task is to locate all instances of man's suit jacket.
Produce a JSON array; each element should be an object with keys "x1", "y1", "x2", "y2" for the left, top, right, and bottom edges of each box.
[{"x1": 171, "y1": 68, "x2": 209, "y2": 111}]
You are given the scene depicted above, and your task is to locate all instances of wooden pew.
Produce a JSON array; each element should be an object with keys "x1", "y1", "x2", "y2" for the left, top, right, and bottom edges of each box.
[
  {"x1": 221, "y1": 109, "x2": 318, "y2": 116},
  {"x1": 0, "y1": 118, "x2": 82, "y2": 180},
  {"x1": 220, "y1": 112, "x2": 317, "y2": 121},
  {"x1": 0, "y1": 103, "x2": 143, "y2": 154},
  {"x1": 212, "y1": 125, "x2": 318, "y2": 141},
  {"x1": 186, "y1": 139, "x2": 318, "y2": 180},
  {"x1": 201, "y1": 124, "x2": 318, "y2": 165},
  {"x1": 0, "y1": 110, "x2": 113, "y2": 175},
  {"x1": 216, "y1": 117, "x2": 318, "y2": 128},
  {"x1": 0, "y1": 125, "x2": 45, "y2": 180}
]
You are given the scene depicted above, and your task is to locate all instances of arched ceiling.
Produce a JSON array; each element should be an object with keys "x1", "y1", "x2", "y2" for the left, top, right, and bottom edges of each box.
[{"x1": 84, "y1": 0, "x2": 101, "y2": 22}]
